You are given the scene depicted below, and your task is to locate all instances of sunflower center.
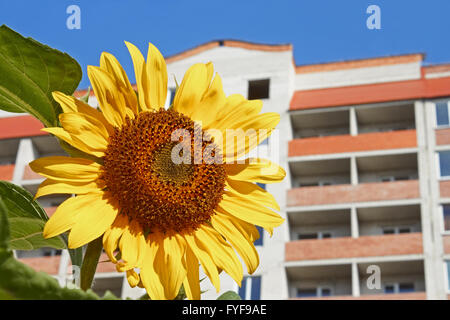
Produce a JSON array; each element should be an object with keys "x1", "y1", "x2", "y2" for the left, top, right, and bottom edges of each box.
[
  {"x1": 152, "y1": 142, "x2": 194, "y2": 185},
  {"x1": 102, "y1": 109, "x2": 226, "y2": 233}
]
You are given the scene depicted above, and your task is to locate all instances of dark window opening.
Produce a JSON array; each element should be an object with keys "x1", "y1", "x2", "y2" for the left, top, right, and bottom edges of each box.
[
  {"x1": 248, "y1": 79, "x2": 270, "y2": 100},
  {"x1": 296, "y1": 288, "x2": 317, "y2": 298}
]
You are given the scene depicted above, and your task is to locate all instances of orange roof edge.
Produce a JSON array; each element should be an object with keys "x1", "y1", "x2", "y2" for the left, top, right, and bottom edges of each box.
[
  {"x1": 290, "y1": 76, "x2": 450, "y2": 111},
  {"x1": 424, "y1": 63, "x2": 450, "y2": 74},
  {"x1": 295, "y1": 53, "x2": 425, "y2": 74},
  {"x1": 165, "y1": 39, "x2": 293, "y2": 64}
]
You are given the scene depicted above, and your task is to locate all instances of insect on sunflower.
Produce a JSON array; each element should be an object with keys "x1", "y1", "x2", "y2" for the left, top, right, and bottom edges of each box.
[{"x1": 29, "y1": 42, "x2": 285, "y2": 300}]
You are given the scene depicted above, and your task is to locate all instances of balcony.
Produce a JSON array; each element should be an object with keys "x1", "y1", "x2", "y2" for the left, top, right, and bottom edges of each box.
[
  {"x1": 19, "y1": 252, "x2": 116, "y2": 275},
  {"x1": 440, "y1": 180, "x2": 450, "y2": 198},
  {"x1": 443, "y1": 235, "x2": 450, "y2": 254},
  {"x1": 288, "y1": 209, "x2": 351, "y2": 241},
  {"x1": 285, "y1": 233, "x2": 423, "y2": 262},
  {"x1": 290, "y1": 158, "x2": 350, "y2": 188},
  {"x1": 0, "y1": 115, "x2": 46, "y2": 140},
  {"x1": 287, "y1": 264, "x2": 352, "y2": 298},
  {"x1": 291, "y1": 292, "x2": 426, "y2": 300},
  {"x1": 287, "y1": 180, "x2": 420, "y2": 207},
  {"x1": 286, "y1": 260, "x2": 425, "y2": 299},
  {"x1": 0, "y1": 164, "x2": 14, "y2": 181},
  {"x1": 289, "y1": 130, "x2": 417, "y2": 157},
  {"x1": 436, "y1": 127, "x2": 450, "y2": 146},
  {"x1": 290, "y1": 109, "x2": 349, "y2": 139},
  {"x1": 358, "y1": 205, "x2": 422, "y2": 236}
]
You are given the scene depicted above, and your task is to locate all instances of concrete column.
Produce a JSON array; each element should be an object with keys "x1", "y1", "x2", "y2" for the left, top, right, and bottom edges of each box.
[
  {"x1": 12, "y1": 138, "x2": 38, "y2": 184},
  {"x1": 351, "y1": 207, "x2": 359, "y2": 238},
  {"x1": 57, "y1": 250, "x2": 70, "y2": 287},
  {"x1": 351, "y1": 261, "x2": 360, "y2": 297},
  {"x1": 417, "y1": 100, "x2": 448, "y2": 299},
  {"x1": 350, "y1": 107, "x2": 358, "y2": 136},
  {"x1": 350, "y1": 157, "x2": 358, "y2": 185}
]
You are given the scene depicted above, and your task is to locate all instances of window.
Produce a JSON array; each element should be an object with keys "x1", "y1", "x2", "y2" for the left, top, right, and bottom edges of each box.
[
  {"x1": 298, "y1": 231, "x2": 332, "y2": 240},
  {"x1": 254, "y1": 226, "x2": 264, "y2": 246},
  {"x1": 253, "y1": 183, "x2": 266, "y2": 246},
  {"x1": 238, "y1": 276, "x2": 261, "y2": 300},
  {"x1": 248, "y1": 79, "x2": 270, "y2": 100},
  {"x1": 380, "y1": 176, "x2": 410, "y2": 182},
  {"x1": 438, "y1": 151, "x2": 450, "y2": 177},
  {"x1": 259, "y1": 137, "x2": 269, "y2": 145},
  {"x1": 296, "y1": 288, "x2": 317, "y2": 298},
  {"x1": 382, "y1": 226, "x2": 412, "y2": 235},
  {"x1": 398, "y1": 283, "x2": 415, "y2": 293},
  {"x1": 256, "y1": 183, "x2": 266, "y2": 190},
  {"x1": 436, "y1": 101, "x2": 450, "y2": 127},
  {"x1": 384, "y1": 284, "x2": 395, "y2": 294},
  {"x1": 446, "y1": 261, "x2": 450, "y2": 291},
  {"x1": 443, "y1": 205, "x2": 450, "y2": 232},
  {"x1": 167, "y1": 88, "x2": 176, "y2": 107},
  {"x1": 296, "y1": 286, "x2": 333, "y2": 298},
  {"x1": 299, "y1": 181, "x2": 333, "y2": 187},
  {"x1": 383, "y1": 282, "x2": 415, "y2": 294},
  {"x1": 298, "y1": 233, "x2": 318, "y2": 240}
]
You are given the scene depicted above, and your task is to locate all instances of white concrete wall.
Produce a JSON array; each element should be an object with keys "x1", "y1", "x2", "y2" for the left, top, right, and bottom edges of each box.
[{"x1": 295, "y1": 62, "x2": 422, "y2": 91}]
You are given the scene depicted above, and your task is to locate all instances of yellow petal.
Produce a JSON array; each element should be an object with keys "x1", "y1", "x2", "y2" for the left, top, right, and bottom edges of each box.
[
  {"x1": 193, "y1": 226, "x2": 243, "y2": 286},
  {"x1": 211, "y1": 212, "x2": 259, "y2": 274},
  {"x1": 35, "y1": 178, "x2": 101, "y2": 199},
  {"x1": 100, "y1": 52, "x2": 138, "y2": 115},
  {"x1": 29, "y1": 156, "x2": 101, "y2": 182},
  {"x1": 153, "y1": 233, "x2": 187, "y2": 300},
  {"x1": 87, "y1": 65, "x2": 128, "y2": 127},
  {"x1": 126, "y1": 269, "x2": 140, "y2": 288},
  {"x1": 182, "y1": 245, "x2": 201, "y2": 300},
  {"x1": 190, "y1": 73, "x2": 226, "y2": 128},
  {"x1": 125, "y1": 41, "x2": 152, "y2": 111},
  {"x1": 184, "y1": 232, "x2": 221, "y2": 292},
  {"x1": 59, "y1": 112, "x2": 109, "y2": 157},
  {"x1": 173, "y1": 63, "x2": 209, "y2": 116},
  {"x1": 146, "y1": 43, "x2": 168, "y2": 109},
  {"x1": 225, "y1": 158, "x2": 286, "y2": 183},
  {"x1": 68, "y1": 192, "x2": 118, "y2": 248},
  {"x1": 118, "y1": 220, "x2": 145, "y2": 269},
  {"x1": 43, "y1": 196, "x2": 84, "y2": 239},
  {"x1": 222, "y1": 113, "x2": 280, "y2": 162},
  {"x1": 43, "y1": 127, "x2": 105, "y2": 159},
  {"x1": 52, "y1": 91, "x2": 113, "y2": 134},
  {"x1": 218, "y1": 192, "x2": 285, "y2": 236},
  {"x1": 140, "y1": 237, "x2": 166, "y2": 300},
  {"x1": 213, "y1": 99, "x2": 263, "y2": 131},
  {"x1": 226, "y1": 178, "x2": 280, "y2": 211},
  {"x1": 103, "y1": 214, "x2": 128, "y2": 263}
]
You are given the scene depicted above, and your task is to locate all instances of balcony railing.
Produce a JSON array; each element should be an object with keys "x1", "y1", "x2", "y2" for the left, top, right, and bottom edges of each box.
[
  {"x1": 287, "y1": 180, "x2": 420, "y2": 207},
  {"x1": 291, "y1": 292, "x2": 426, "y2": 300},
  {"x1": 19, "y1": 253, "x2": 116, "y2": 275},
  {"x1": 0, "y1": 164, "x2": 14, "y2": 181},
  {"x1": 285, "y1": 232, "x2": 423, "y2": 261},
  {"x1": 289, "y1": 130, "x2": 417, "y2": 157}
]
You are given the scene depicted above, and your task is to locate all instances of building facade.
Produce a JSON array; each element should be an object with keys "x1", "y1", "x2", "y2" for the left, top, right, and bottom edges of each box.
[{"x1": 1, "y1": 40, "x2": 450, "y2": 299}]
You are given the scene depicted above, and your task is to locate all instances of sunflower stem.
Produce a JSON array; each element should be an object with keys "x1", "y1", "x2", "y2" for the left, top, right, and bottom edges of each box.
[{"x1": 80, "y1": 236, "x2": 103, "y2": 291}]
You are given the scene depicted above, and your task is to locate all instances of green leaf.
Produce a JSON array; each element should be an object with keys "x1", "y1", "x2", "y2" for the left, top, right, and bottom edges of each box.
[
  {"x1": 0, "y1": 196, "x2": 118, "y2": 300},
  {"x1": 0, "y1": 181, "x2": 65, "y2": 250},
  {"x1": 0, "y1": 25, "x2": 82, "y2": 127},
  {"x1": 0, "y1": 196, "x2": 9, "y2": 250},
  {"x1": 217, "y1": 291, "x2": 242, "y2": 300}
]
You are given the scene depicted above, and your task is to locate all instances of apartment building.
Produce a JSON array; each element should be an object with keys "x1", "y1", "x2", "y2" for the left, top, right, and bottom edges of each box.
[{"x1": 1, "y1": 40, "x2": 450, "y2": 299}]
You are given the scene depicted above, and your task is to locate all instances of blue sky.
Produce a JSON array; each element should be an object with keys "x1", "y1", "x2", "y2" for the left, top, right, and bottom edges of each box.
[{"x1": 1, "y1": 0, "x2": 449, "y2": 89}]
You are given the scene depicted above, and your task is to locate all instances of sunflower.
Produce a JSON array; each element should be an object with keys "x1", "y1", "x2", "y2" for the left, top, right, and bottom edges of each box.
[{"x1": 29, "y1": 42, "x2": 285, "y2": 300}]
